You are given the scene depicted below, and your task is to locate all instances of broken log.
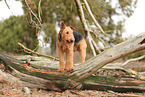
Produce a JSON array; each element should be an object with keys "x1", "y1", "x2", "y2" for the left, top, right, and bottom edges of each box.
[{"x1": 0, "y1": 32, "x2": 145, "y2": 91}]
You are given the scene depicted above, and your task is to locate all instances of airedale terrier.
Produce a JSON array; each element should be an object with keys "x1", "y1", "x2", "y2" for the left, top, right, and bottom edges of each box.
[{"x1": 57, "y1": 21, "x2": 87, "y2": 72}]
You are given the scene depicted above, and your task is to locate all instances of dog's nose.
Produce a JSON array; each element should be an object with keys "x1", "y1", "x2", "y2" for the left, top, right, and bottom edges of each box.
[{"x1": 70, "y1": 39, "x2": 74, "y2": 42}]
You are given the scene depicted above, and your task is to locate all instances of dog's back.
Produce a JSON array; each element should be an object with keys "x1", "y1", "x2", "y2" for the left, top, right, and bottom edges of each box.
[{"x1": 73, "y1": 30, "x2": 84, "y2": 46}]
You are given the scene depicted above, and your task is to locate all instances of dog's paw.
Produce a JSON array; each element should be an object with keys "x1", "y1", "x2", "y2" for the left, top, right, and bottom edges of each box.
[
  {"x1": 58, "y1": 68, "x2": 64, "y2": 72},
  {"x1": 67, "y1": 67, "x2": 75, "y2": 72}
]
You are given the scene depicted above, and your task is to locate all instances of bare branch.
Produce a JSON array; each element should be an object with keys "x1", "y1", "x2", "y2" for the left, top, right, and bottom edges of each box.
[
  {"x1": 90, "y1": 31, "x2": 106, "y2": 49},
  {"x1": 122, "y1": 55, "x2": 145, "y2": 66},
  {"x1": 18, "y1": 42, "x2": 59, "y2": 61},
  {"x1": 75, "y1": 0, "x2": 102, "y2": 56},
  {"x1": 38, "y1": 0, "x2": 42, "y2": 22},
  {"x1": 22, "y1": 0, "x2": 44, "y2": 53},
  {"x1": 92, "y1": 39, "x2": 101, "y2": 54},
  {"x1": 83, "y1": 0, "x2": 105, "y2": 35},
  {"x1": 24, "y1": 0, "x2": 42, "y2": 29},
  {"x1": 88, "y1": 34, "x2": 97, "y2": 56}
]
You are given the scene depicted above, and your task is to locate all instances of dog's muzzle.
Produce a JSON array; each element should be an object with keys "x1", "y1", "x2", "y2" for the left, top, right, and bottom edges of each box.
[{"x1": 67, "y1": 39, "x2": 74, "y2": 43}]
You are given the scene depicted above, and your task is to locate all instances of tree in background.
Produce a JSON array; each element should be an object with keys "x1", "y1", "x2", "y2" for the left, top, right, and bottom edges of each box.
[
  {"x1": 0, "y1": 16, "x2": 37, "y2": 53},
  {"x1": 0, "y1": 0, "x2": 138, "y2": 54},
  {"x1": 83, "y1": 0, "x2": 138, "y2": 46}
]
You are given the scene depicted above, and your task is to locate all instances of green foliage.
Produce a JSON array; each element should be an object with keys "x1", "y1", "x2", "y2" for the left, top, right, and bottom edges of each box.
[
  {"x1": 118, "y1": 0, "x2": 138, "y2": 17},
  {"x1": 0, "y1": 16, "x2": 37, "y2": 53}
]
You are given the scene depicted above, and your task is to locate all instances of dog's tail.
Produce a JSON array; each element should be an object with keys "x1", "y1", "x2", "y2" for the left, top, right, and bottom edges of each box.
[{"x1": 84, "y1": 30, "x2": 88, "y2": 40}]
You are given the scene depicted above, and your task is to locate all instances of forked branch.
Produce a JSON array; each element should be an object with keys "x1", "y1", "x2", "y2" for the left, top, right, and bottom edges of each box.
[{"x1": 25, "y1": 0, "x2": 42, "y2": 29}]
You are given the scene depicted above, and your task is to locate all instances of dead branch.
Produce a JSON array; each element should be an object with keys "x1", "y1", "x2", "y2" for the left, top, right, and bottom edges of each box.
[
  {"x1": 18, "y1": 42, "x2": 59, "y2": 61},
  {"x1": 90, "y1": 31, "x2": 106, "y2": 49},
  {"x1": 73, "y1": 33, "x2": 145, "y2": 83},
  {"x1": 122, "y1": 55, "x2": 145, "y2": 66},
  {"x1": 38, "y1": 0, "x2": 42, "y2": 22},
  {"x1": 25, "y1": 0, "x2": 42, "y2": 31},
  {"x1": 21, "y1": 0, "x2": 44, "y2": 54},
  {"x1": 83, "y1": 0, "x2": 105, "y2": 35},
  {"x1": 74, "y1": 0, "x2": 101, "y2": 56},
  {"x1": 92, "y1": 39, "x2": 101, "y2": 54}
]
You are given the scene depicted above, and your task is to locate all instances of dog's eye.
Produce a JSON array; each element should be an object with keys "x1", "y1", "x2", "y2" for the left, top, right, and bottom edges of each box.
[{"x1": 66, "y1": 32, "x2": 69, "y2": 34}]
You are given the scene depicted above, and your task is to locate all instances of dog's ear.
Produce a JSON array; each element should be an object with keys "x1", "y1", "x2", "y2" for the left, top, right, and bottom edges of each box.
[
  {"x1": 69, "y1": 26, "x2": 75, "y2": 30},
  {"x1": 60, "y1": 21, "x2": 66, "y2": 30}
]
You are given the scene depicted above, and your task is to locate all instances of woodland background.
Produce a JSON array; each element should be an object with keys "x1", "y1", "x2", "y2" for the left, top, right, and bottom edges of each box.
[
  {"x1": 0, "y1": 0, "x2": 144, "y2": 59},
  {"x1": 1, "y1": 0, "x2": 145, "y2": 96}
]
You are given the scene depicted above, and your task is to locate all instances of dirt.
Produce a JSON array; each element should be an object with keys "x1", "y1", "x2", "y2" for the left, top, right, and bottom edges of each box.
[{"x1": 0, "y1": 83, "x2": 145, "y2": 97}]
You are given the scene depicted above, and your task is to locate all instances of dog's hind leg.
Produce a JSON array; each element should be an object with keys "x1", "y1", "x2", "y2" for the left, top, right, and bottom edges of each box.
[
  {"x1": 79, "y1": 40, "x2": 87, "y2": 63},
  {"x1": 79, "y1": 48, "x2": 86, "y2": 63}
]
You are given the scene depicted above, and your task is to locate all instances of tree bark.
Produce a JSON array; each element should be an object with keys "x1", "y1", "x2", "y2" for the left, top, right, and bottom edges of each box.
[{"x1": 0, "y1": 32, "x2": 145, "y2": 91}]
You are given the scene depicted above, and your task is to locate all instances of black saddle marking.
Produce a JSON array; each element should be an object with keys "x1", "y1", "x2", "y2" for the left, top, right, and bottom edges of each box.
[
  {"x1": 73, "y1": 30, "x2": 84, "y2": 46},
  {"x1": 58, "y1": 30, "x2": 84, "y2": 46}
]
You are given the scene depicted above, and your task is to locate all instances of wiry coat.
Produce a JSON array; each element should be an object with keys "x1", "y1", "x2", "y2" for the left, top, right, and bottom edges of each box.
[{"x1": 57, "y1": 21, "x2": 87, "y2": 72}]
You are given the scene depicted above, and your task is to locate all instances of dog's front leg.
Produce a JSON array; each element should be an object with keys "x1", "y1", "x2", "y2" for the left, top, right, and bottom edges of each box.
[
  {"x1": 58, "y1": 48, "x2": 65, "y2": 72},
  {"x1": 65, "y1": 49, "x2": 74, "y2": 71}
]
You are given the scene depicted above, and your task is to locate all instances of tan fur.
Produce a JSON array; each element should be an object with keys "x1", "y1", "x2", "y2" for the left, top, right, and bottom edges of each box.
[{"x1": 57, "y1": 21, "x2": 87, "y2": 72}]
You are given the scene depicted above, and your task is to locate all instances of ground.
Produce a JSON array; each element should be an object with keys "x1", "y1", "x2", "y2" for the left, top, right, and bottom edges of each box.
[
  {"x1": 0, "y1": 81, "x2": 145, "y2": 97},
  {"x1": 0, "y1": 61, "x2": 145, "y2": 97}
]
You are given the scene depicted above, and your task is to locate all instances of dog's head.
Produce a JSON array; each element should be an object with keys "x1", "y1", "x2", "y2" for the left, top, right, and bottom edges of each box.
[{"x1": 58, "y1": 21, "x2": 75, "y2": 43}]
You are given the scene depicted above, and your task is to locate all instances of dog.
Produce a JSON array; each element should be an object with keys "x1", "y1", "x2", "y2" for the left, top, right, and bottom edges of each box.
[{"x1": 57, "y1": 21, "x2": 87, "y2": 72}]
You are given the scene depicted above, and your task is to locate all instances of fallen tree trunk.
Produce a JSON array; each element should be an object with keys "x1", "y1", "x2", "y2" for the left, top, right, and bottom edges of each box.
[
  {"x1": 83, "y1": 62, "x2": 145, "y2": 92},
  {"x1": 0, "y1": 32, "x2": 145, "y2": 91}
]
